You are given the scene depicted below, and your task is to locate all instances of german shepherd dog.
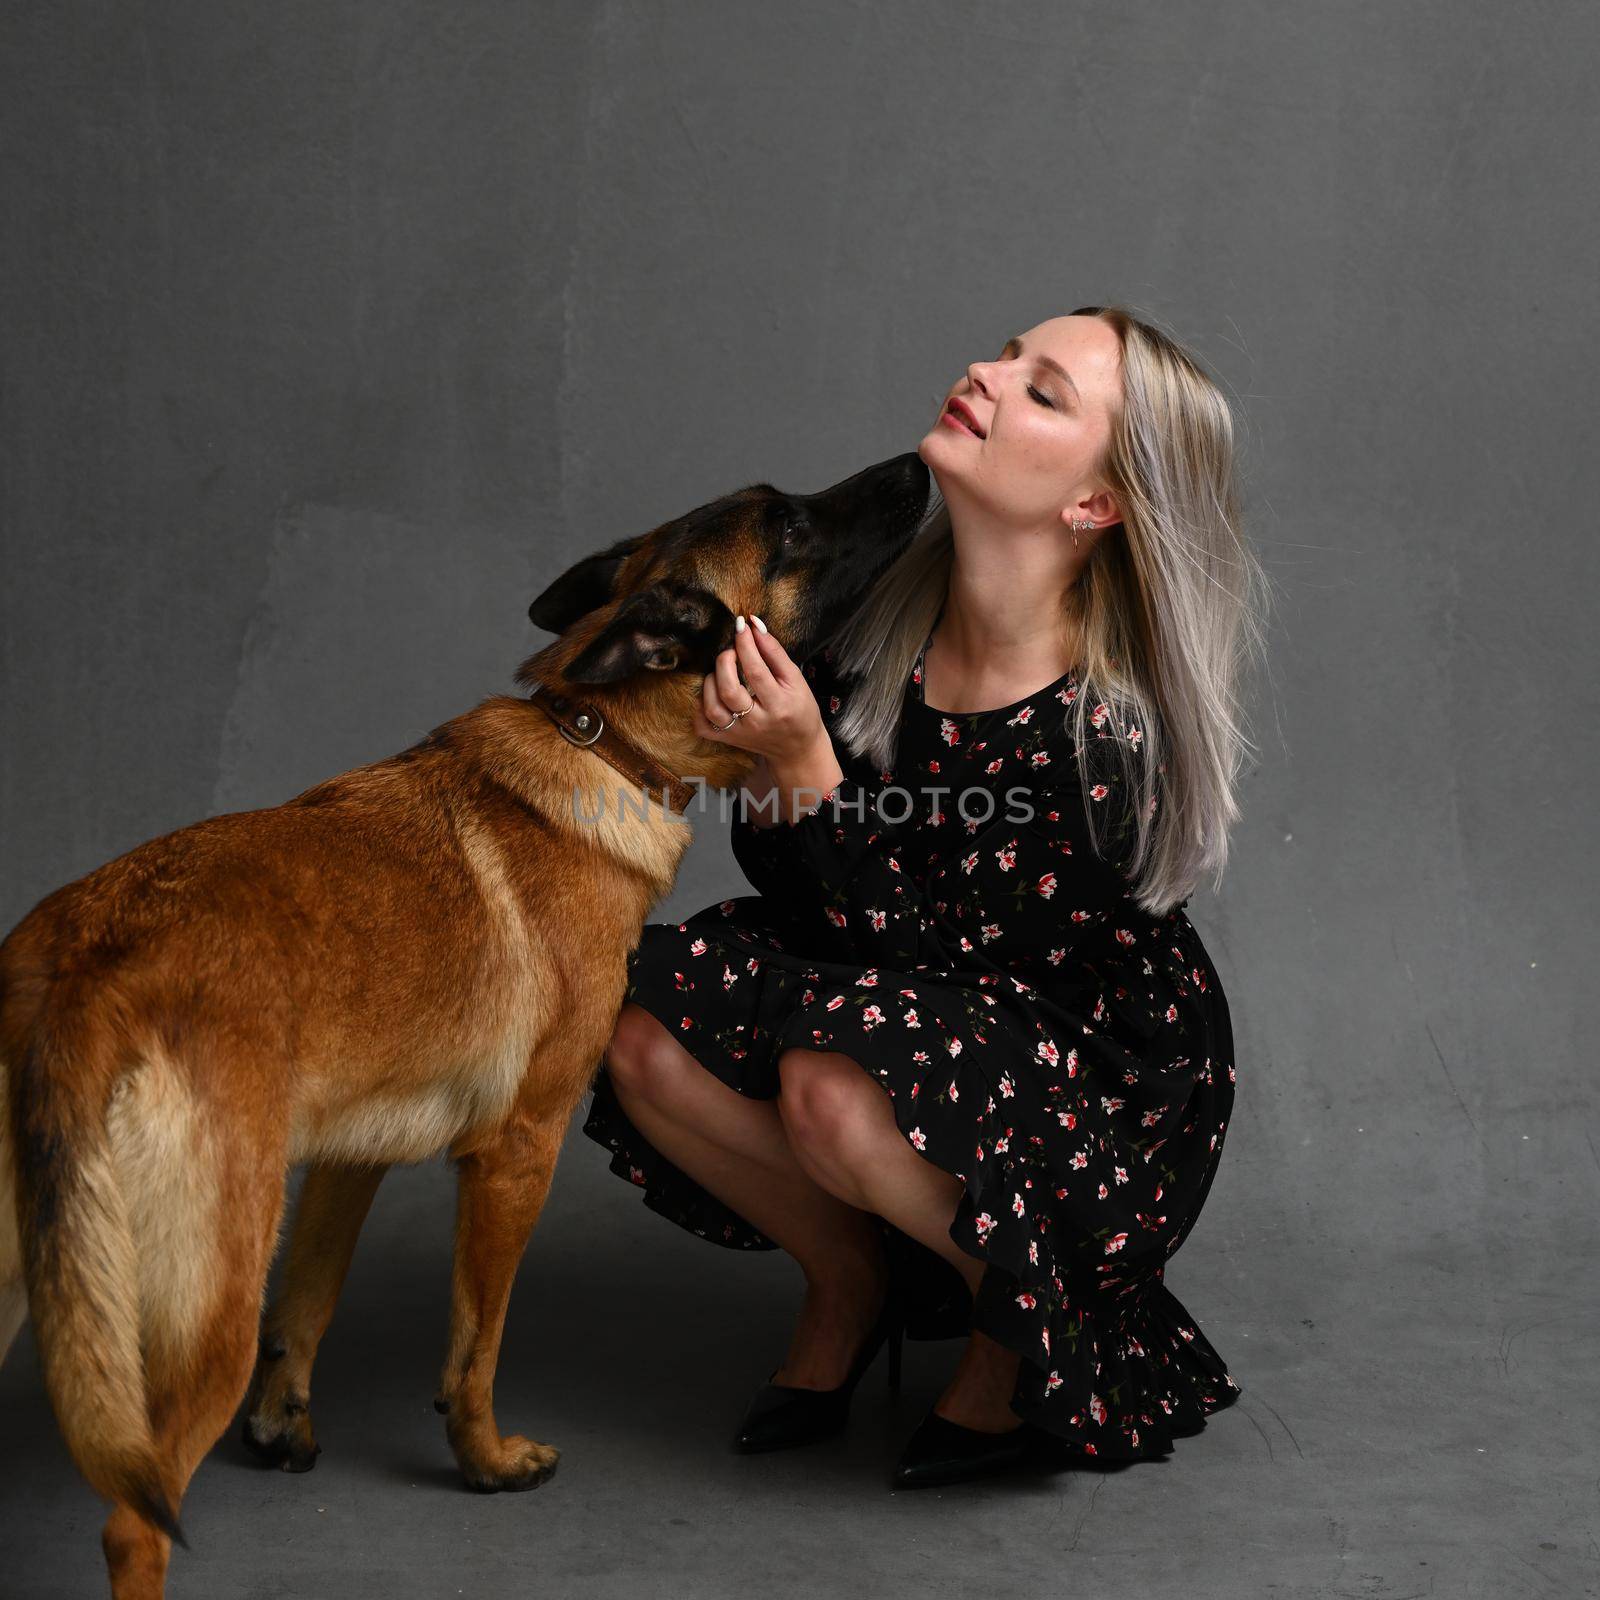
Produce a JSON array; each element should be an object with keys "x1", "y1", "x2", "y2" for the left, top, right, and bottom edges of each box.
[{"x1": 0, "y1": 451, "x2": 931, "y2": 1598}]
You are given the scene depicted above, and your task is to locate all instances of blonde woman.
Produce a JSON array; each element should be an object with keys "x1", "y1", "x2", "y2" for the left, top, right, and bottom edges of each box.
[{"x1": 586, "y1": 306, "x2": 1267, "y2": 1487}]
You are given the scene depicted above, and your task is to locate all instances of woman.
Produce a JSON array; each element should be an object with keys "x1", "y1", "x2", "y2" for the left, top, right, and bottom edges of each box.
[{"x1": 584, "y1": 305, "x2": 1268, "y2": 1488}]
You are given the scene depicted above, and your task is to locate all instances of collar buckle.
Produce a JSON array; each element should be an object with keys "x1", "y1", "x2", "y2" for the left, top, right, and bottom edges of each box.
[{"x1": 556, "y1": 705, "x2": 604, "y2": 747}]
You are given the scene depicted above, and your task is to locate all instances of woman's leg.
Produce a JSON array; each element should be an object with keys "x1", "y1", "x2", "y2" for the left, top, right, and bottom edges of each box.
[
  {"x1": 776, "y1": 1047, "x2": 1025, "y2": 1433},
  {"x1": 603, "y1": 1003, "x2": 887, "y2": 1390}
]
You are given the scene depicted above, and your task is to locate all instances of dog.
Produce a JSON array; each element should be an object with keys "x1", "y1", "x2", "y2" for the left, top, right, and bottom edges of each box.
[{"x1": 0, "y1": 451, "x2": 931, "y2": 1598}]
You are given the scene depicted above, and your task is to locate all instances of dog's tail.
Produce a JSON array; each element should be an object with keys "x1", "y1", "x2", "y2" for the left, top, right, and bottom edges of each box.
[{"x1": 8, "y1": 1004, "x2": 186, "y2": 1546}]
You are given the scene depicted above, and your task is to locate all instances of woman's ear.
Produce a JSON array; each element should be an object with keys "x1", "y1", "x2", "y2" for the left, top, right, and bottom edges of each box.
[{"x1": 527, "y1": 533, "x2": 647, "y2": 634}]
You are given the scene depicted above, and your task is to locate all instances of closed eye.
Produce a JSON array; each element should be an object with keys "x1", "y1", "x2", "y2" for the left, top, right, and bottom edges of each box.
[{"x1": 1027, "y1": 384, "x2": 1054, "y2": 409}]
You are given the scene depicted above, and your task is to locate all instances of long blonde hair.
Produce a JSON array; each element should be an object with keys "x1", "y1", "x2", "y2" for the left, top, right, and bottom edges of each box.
[{"x1": 824, "y1": 304, "x2": 1271, "y2": 916}]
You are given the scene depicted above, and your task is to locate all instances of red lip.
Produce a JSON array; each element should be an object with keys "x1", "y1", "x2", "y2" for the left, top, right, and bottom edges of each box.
[{"x1": 943, "y1": 397, "x2": 985, "y2": 437}]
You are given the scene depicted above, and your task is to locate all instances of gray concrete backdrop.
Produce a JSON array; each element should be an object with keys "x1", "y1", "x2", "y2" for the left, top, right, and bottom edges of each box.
[{"x1": 2, "y1": 2, "x2": 1595, "y2": 1596}]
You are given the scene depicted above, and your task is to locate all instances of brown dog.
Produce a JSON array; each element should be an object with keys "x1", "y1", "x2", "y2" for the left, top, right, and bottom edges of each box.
[{"x1": 0, "y1": 452, "x2": 931, "y2": 1598}]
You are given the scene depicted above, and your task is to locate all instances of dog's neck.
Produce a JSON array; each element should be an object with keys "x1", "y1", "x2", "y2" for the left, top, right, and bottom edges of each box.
[
  {"x1": 433, "y1": 696, "x2": 690, "y2": 892},
  {"x1": 436, "y1": 672, "x2": 753, "y2": 897},
  {"x1": 525, "y1": 681, "x2": 700, "y2": 817}
]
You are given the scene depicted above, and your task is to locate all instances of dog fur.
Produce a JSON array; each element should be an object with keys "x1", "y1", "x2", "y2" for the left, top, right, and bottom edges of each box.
[{"x1": 0, "y1": 452, "x2": 929, "y2": 1598}]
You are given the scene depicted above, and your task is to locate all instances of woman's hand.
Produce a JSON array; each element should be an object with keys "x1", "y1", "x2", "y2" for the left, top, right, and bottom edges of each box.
[
  {"x1": 695, "y1": 615, "x2": 844, "y2": 825},
  {"x1": 693, "y1": 614, "x2": 823, "y2": 764}
]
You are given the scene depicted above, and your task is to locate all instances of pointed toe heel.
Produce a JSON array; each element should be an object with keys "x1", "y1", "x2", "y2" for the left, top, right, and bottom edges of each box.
[
  {"x1": 890, "y1": 1405, "x2": 1054, "y2": 1489},
  {"x1": 733, "y1": 1377, "x2": 849, "y2": 1453},
  {"x1": 733, "y1": 1290, "x2": 905, "y2": 1454}
]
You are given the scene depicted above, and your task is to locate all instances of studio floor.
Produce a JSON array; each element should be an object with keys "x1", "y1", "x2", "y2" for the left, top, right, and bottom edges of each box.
[{"x1": 2, "y1": 1140, "x2": 1590, "y2": 1600}]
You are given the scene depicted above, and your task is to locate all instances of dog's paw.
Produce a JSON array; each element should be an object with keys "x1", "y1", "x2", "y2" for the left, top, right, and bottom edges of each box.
[
  {"x1": 241, "y1": 1407, "x2": 322, "y2": 1474},
  {"x1": 459, "y1": 1434, "x2": 560, "y2": 1494}
]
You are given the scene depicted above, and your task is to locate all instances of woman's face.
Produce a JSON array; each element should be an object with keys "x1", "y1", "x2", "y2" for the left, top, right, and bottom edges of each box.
[{"x1": 918, "y1": 313, "x2": 1123, "y2": 532}]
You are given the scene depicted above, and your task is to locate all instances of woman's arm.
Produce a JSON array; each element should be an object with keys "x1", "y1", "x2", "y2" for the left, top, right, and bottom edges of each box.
[
  {"x1": 741, "y1": 752, "x2": 778, "y2": 815},
  {"x1": 745, "y1": 739, "x2": 846, "y2": 829},
  {"x1": 729, "y1": 649, "x2": 852, "y2": 900}
]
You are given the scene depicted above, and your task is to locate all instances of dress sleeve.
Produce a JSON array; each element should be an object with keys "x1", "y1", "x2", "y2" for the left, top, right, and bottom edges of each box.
[
  {"x1": 728, "y1": 646, "x2": 876, "y2": 911},
  {"x1": 730, "y1": 766, "x2": 912, "y2": 958},
  {"x1": 731, "y1": 653, "x2": 1141, "y2": 973}
]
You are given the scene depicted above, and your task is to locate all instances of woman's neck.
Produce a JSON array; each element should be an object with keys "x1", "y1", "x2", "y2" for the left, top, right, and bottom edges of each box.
[{"x1": 924, "y1": 577, "x2": 1080, "y2": 714}]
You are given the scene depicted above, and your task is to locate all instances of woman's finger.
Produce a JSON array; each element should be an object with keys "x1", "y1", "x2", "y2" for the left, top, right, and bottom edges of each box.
[
  {"x1": 743, "y1": 614, "x2": 796, "y2": 685},
  {"x1": 713, "y1": 639, "x2": 753, "y2": 715},
  {"x1": 695, "y1": 686, "x2": 737, "y2": 743},
  {"x1": 699, "y1": 662, "x2": 733, "y2": 727},
  {"x1": 731, "y1": 615, "x2": 781, "y2": 699},
  {"x1": 700, "y1": 645, "x2": 762, "y2": 746}
]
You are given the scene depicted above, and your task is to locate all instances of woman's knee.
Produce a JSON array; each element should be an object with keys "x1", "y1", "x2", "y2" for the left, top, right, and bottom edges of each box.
[
  {"x1": 604, "y1": 1002, "x2": 697, "y2": 1104},
  {"x1": 776, "y1": 1049, "x2": 866, "y2": 1154}
]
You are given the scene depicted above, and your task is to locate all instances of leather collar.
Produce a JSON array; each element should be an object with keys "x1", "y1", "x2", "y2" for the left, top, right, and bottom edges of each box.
[{"x1": 526, "y1": 682, "x2": 700, "y2": 818}]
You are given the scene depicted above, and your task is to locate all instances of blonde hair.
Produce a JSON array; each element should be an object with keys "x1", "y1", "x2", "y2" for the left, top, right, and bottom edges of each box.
[{"x1": 824, "y1": 303, "x2": 1272, "y2": 916}]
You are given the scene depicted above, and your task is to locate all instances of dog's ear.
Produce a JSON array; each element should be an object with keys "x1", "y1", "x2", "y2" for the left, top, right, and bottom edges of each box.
[
  {"x1": 527, "y1": 534, "x2": 647, "y2": 634},
  {"x1": 563, "y1": 583, "x2": 733, "y2": 686}
]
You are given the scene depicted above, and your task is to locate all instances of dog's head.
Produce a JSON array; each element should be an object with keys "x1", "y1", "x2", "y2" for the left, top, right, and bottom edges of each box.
[{"x1": 519, "y1": 451, "x2": 931, "y2": 689}]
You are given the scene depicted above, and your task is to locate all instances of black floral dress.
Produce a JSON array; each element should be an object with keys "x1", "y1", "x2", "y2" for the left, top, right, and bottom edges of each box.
[{"x1": 581, "y1": 624, "x2": 1243, "y2": 1463}]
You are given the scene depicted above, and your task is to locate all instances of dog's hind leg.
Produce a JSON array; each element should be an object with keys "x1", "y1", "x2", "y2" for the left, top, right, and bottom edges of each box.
[
  {"x1": 436, "y1": 1107, "x2": 567, "y2": 1492},
  {"x1": 242, "y1": 1161, "x2": 387, "y2": 1473}
]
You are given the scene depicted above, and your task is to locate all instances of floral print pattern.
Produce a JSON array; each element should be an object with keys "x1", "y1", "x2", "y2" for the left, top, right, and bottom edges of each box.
[{"x1": 582, "y1": 627, "x2": 1241, "y2": 1463}]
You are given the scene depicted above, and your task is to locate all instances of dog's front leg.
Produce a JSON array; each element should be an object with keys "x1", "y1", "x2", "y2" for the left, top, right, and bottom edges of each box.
[
  {"x1": 436, "y1": 1109, "x2": 565, "y2": 1492},
  {"x1": 243, "y1": 1161, "x2": 388, "y2": 1472}
]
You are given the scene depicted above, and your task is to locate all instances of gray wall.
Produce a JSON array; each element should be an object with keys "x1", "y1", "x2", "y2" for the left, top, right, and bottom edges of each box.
[{"x1": 3, "y1": 3, "x2": 1595, "y2": 1596}]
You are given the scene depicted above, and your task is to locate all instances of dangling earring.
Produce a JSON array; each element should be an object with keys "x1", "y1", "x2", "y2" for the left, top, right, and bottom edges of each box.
[{"x1": 1068, "y1": 514, "x2": 1095, "y2": 550}]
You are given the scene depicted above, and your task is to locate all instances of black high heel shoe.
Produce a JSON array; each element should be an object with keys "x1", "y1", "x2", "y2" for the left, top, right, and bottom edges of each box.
[
  {"x1": 733, "y1": 1283, "x2": 906, "y2": 1454},
  {"x1": 890, "y1": 1402, "x2": 1064, "y2": 1489}
]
